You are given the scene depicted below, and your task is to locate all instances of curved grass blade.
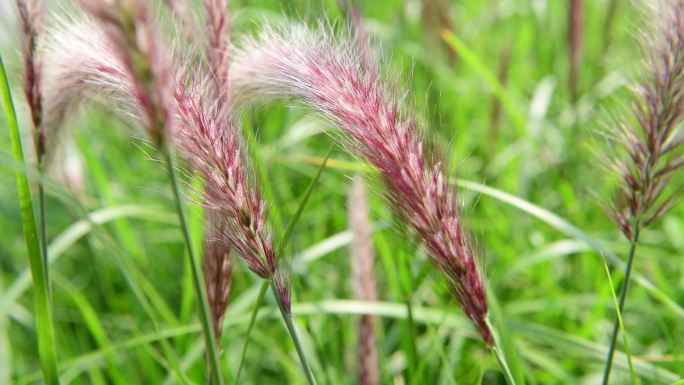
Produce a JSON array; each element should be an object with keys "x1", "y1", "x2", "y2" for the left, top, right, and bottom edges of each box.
[
  {"x1": 0, "y1": 55, "x2": 60, "y2": 385},
  {"x1": 458, "y1": 179, "x2": 684, "y2": 318},
  {"x1": 0, "y1": 205, "x2": 175, "y2": 318},
  {"x1": 18, "y1": 300, "x2": 678, "y2": 384}
]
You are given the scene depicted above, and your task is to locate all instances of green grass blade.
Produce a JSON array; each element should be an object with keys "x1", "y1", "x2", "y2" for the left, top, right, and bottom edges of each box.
[
  {"x1": 458, "y1": 179, "x2": 684, "y2": 318},
  {"x1": 441, "y1": 30, "x2": 527, "y2": 138},
  {"x1": 16, "y1": 300, "x2": 678, "y2": 384},
  {"x1": 599, "y1": 254, "x2": 637, "y2": 385},
  {"x1": 234, "y1": 145, "x2": 333, "y2": 383},
  {"x1": 0, "y1": 205, "x2": 175, "y2": 318},
  {"x1": 279, "y1": 144, "x2": 335, "y2": 253},
  {"x1": 0, "y1": 55, "x2": 61, "y2": 385},
  {"x1": 160, "y1": 144, "x2": 224, "y2": 385},
  {"x1": 234, "y1": 281, "x2": 269, "y2": 384},
  {"x1": 52, "y1": 274, "x2": 127, "y2": 385},
  {"x1": 487, "y1": 285, "x2": 526, "y2": 385}
]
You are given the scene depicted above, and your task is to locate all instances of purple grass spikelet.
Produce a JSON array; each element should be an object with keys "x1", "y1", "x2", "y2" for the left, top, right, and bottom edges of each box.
[
  {"x1": 608, "y1": 0, "x2": 684, "y2": 237},
  {"x1": 203, "y1": 210, "x2": 233, "y2": 341},
  {"x1": 16, "y1": 0, "x2": 44, "y2": 156},
  {"x1": 204, "y1": 0, "x2": 231, "y2": 92},
  {"x1": 348, "y1": 175, "x2": 380, "y2": 385},
  {"x1": 173, "y1": 75, "x2": 290, "y2": 312},
  {"x1": 76, "y1": 0, "x2": 176, "y2": 146},
  {"x1": 230, "y1": 22, "x2": 493, "y2": 345}
]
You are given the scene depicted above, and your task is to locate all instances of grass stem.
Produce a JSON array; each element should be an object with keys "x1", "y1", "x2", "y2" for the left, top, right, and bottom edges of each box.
[
  {"x1": 161, "y1": 144, "x2": 224, "y2": 385},
  {"x1": 38, "y1": 163, "x2": 49, "y2": 285},
  {"x1": 234, "y1": 281, "x2": 268, "y2": 384},
  {"x1": 1, "y1": 55, "x2": 61, "y2": 385},
  {"x1": 234, "y1": 145, "x2": 332, "y2": 383},
  {"x1": 271, "y1": 281, "x2": 318, "y2": 385},
  {"x1": 485, "y1": 316, "x2": 519, "y2": 385},
  {"x1": 601, "y1": 221, "x2": 641, "y2": 385},
  {"x1": 492, "y1": 344, "x2": 518, "y2": 385}
]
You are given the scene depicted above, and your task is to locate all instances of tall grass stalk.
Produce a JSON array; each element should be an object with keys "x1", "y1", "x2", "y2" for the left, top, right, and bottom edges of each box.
[
  {"x1": 600, "y1": 250, "x2": 637, "y2": 385},
  {"x1": 601, "y1": 220, "x2": 640, "y2": 385},
  {"x1": 49, "y1": 2, "x2": 227, "y2": 381},
  {"x1": 349, "y1": 175, "x2": 380, "y2": 385},
  {"x1": 161, "y1": 143, "x2": 225, "y2": 385},
  {"x1": 0, "y1": 55, "x2": 60, "y2": 385},
  {"x1": 15, "y1": 0, "x2": 49, "y2": 283},
  {"x1": 234, "y1": 145, "x2": 333, "y2": 385},
  {"x1": 271, "y1": 280, "x2": 318, "y2": 385},
  {"x1": 601, "y1": 1, "x2": 684, "y2": 382},
  {"x1": 491, "y1": 344, "x2": 517, "y2": 385}
]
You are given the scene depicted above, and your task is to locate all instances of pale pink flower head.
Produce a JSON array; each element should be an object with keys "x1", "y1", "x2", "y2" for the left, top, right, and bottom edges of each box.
[
  {"x1": 173, "y1": 73, "x2": 290, "y2": 312},
  {"x1": 608, "y1": 0, "x2": 684, "y2": 237},
  {"x1": 230, "y1": 23, "x2": 492, "y2": 344}
]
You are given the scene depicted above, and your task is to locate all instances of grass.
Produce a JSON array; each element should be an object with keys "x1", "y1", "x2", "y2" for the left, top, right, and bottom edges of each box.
[
  {"x1": 1, "y1": 0, "x2": 683, "y2": 384},
  {"x1": 1, "y1": 55, "x2": 60, "y2": 385}
]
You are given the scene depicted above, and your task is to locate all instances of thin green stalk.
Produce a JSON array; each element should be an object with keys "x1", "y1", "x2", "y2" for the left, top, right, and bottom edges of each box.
[
  {"x1": 160, "y1": 144, "x2": 224, "y2": 385},
  {"x1": 234, "y1": 281, "x2": 268, "y2": 384},
  {"x1": 485, "y1": 318, "x2": 518, "y2": 385},
  {"x1": 0, "y1": 55, "x2": 60, "y2": 385},
  {"x1": 600, "y1": 253, "x2": 637, "y2": 385},
  {"x1": 38, "y1": 164, "x2": 49, "y2": 285},
  {"x1": 270, "y1": 281, "x2": 318, "y2": 385},
  {"x1": 492, "y1": 345, "x2": 518, "y2": 385},
  {"x1": 601, "y1": 221, "x2": 641, "y2": 385},
  {"x1": 233, "y1": 145, "x2": 333, "y2": 383}
]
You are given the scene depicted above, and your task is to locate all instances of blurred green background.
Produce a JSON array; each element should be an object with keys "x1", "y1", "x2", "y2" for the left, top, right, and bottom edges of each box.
[{"x1": 1, "y1": 0, "x2": 683, "y2": 384}]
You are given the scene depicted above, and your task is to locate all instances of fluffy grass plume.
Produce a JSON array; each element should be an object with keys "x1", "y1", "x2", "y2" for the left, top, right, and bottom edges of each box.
[
  {"x1": 609, "y1": 0, "x2": 684, "y2": 237},
  {"x1": 202, "y1": 210, "x2": 233, "y2": 341},
  {"x1": 75, "y1": 0, "x2": 175, "y2": 146},
  {"x1": 16, "y1": 0, "x2": 44, "y2": 150},
  {"x1": 230, "y1": 22, "x2": 492, "y2": 345},
  {"x1": 602, "y1": 1, "x2": 684, "y2": 383},
  {"x1": 173, "y1": 75, "x2": 290, "y2": 312}
]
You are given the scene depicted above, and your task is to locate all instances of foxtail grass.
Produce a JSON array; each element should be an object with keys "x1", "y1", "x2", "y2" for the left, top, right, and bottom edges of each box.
[
  {"x1": 601, "y1": 1, "x2": 684, "y2": 383},
  {"x1": 43, "y1": 1, "x2": 225, "y2": 382},
  {"x1": 231, "y1": 19, "x2": 493, "y2": 346},
  {"x1": 228, "y1": 22, "x2": 528, "y2": 383}
]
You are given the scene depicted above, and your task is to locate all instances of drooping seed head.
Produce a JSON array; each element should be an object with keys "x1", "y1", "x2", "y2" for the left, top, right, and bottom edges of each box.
[
  {"x1": 173, "y1": 73, "x2": 289, "y2": 312},
  {"x1": 607, "y1": 0, "x2": 684, "y2": 237},
  {"x1": 230, "y1": 22, "x2": 492, "y2": 344},
  {"x1": 203, "y1": 210, "x2": 233, "y2": 341}
]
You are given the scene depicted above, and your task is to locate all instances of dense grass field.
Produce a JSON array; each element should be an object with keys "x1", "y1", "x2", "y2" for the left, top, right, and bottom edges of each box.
[{"x1": 1, "y1": 0, "x2": 683, "y2": 384}]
